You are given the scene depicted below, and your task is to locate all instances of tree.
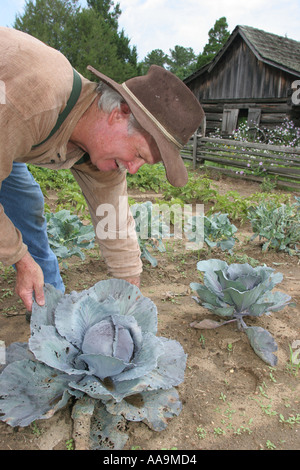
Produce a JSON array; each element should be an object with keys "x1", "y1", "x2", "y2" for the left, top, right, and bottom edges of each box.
[
  {"x1": 196, "y1": 17, "x2": 230, "y2": 68},
  {"x1": 78, "y1": 1, "x2": 140, "y2": 80},
  {"x1": 71, "y1": 9, "x2": 139, "y2": 82},
  {"x1": 86, "y1": 0, "x2": 121, "y2": 29},
  {"x1": 167, "y1": 45, "x2": 198, "y2": 80},
  {"x1": 140, "y1": 49, "x2": 169, "y2": 74},
  {"x1": 13, "y1": 0, "x2": 140, "y2": 82},
  {"x1": 140, "y1": 45, "x2": 198, "y2": 80},
  {"x1": 14, "y1": 0, "x2": 80, "y2": 53},
  {"x1": 86, "y1": 0, "x2": 140, "y2": 79}
]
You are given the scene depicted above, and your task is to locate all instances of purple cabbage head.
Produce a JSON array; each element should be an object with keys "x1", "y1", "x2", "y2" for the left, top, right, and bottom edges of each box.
[{"x1": 0, "y1": 280, "x2": 187, "y2": 449}]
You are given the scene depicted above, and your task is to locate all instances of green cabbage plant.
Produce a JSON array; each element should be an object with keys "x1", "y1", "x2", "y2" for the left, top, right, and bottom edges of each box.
[
  {"x1": 185, "y1": 212, "x2": 237, "y2": 253},
  {"x1": 203, "y1": 212, "x2": 237, "y2": 253},
  {"x1": 248, "y1": 199, "x2": 300, "y2": 255},
  {"x1": 0, "y1": 280, "x2": 186, "y2": 450},
  {"x1": 190, "y1": 259, "x2": 294, "y2": 366},
  {"x1": 130, "y1": 201, "x2": 171, "y2": 267},
  {"x1": 46, "y1": 209, "x2": 95, "y2": 260}
]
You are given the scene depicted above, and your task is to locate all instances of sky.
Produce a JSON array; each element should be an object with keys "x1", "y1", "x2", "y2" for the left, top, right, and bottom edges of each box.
[{"x1": 1, "y1": 0, "x2": 300, "y2": 61}]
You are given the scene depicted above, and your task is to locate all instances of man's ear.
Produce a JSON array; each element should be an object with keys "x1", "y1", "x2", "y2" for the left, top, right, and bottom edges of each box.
[
  {"x1": 120, "y1": 102, "x2": 131, "y2": 115},
  {"x1": 108, "y1": 103, "x2": 131, "y2": 125}
]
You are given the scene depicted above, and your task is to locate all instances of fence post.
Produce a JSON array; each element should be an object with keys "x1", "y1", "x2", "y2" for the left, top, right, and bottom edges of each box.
[
  {"x1": 200, "y1": 115, "x2": 206, "y2": 137},
  {"x1": 192, "y1": 132, "x2": 197, "y2": 170}
]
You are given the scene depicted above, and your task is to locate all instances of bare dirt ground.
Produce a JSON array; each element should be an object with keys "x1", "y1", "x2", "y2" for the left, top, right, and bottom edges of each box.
[{"x1": 0, "y1": 175, "x2": 299, "y2": 451}]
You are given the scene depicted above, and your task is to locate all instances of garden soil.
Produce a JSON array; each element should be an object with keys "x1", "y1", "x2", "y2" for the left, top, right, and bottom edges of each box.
[{"x1": 0, "y1": 175, "x2": 299, "y2": 451}]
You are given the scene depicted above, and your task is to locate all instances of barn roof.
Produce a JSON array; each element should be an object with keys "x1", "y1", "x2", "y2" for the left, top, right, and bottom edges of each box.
[
  {"x1": 233, "y1": 25, "x2": 300, "y2": 75},
  {"x1": 184, "y1": 25, "x2": 300, "y2": 84}
]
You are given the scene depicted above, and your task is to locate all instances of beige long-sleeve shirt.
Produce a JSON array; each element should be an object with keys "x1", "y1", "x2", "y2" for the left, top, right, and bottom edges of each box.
[{"x1": 0, "y1": 27, "x2": 142, "y2": 278}]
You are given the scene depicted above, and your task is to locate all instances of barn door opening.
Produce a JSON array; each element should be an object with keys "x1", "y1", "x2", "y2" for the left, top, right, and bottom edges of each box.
[
  {"x1": 247, "y1": 108, "x2": 261, "y2": 126},
  {"x1": 222, "y1": 108, "x2": 239, "y2": 134},
  {"x1": 222, "y1": 107, "x2": 262, "y2": 135}
]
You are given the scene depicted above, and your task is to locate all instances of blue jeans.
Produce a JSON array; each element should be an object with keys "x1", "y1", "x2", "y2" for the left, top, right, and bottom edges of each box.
[{"x1": 0, "y1": 162, "x2": 65, "y2": 292}]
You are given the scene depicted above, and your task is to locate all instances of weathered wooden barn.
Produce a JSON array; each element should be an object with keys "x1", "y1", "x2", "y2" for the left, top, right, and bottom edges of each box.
[{"x1": 184, "y1": 25, "x2": 300, "y2": 135}]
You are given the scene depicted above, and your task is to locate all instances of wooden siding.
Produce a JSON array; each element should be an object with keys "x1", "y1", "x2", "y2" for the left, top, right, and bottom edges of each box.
[
  {"x1": 200, "y1": 98, "x2": 293, "y2": 134},
  {"x1": 189, "y1": 36, "x2": 295, "y2": 101}
]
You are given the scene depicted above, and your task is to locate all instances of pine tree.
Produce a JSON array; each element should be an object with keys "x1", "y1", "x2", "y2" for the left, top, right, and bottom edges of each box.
[
  {"x1": 140, "y1": 49, "x2": 169, "y2": 74},
  {"x1": 196, "y1": 17, "x2": 230, "y2": 68},
  {"x1": 13, "y1": 0, "x2": 140, "y2": 82}
]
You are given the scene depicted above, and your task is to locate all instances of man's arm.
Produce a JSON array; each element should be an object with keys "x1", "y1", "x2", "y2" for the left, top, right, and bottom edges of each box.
[
  {"x1": 0, "y1": 96, "x2": 42, "y2": 310},
  {"x1": 71, "y1": 160, "x2": 143, "y2": 281}
]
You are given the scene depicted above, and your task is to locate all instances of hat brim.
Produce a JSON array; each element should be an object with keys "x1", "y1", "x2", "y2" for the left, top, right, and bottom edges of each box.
[{"x1": 87, "y1": 65, "x2": 188, "y2": 187}]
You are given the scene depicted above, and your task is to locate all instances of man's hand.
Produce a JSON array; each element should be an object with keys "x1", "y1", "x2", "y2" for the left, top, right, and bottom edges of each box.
[{"x1": 15, "y1": 252, "x2": 45, "y2": 311}]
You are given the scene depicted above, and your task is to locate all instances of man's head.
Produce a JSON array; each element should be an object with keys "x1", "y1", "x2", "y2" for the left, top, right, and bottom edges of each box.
[
  {"x1": 88, "y1": 65, "x2": 204, "y2": 187},
  {"x1": 70, "y1": 85, "x2": 161, "y2": 175}
]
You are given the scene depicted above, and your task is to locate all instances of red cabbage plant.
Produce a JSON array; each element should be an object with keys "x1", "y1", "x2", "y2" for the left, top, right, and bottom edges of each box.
[
  {"x1": 190, "y1": 259, "x2": 295, "y2": 366},
  {"x1": 0, "y1": 280, "x2": 187, "y2": 450}
]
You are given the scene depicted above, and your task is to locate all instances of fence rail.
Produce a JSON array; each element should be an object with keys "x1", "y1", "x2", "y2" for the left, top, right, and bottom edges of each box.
[{"x1": 181, "y1": 135, "x2": 300, "y2": 190}]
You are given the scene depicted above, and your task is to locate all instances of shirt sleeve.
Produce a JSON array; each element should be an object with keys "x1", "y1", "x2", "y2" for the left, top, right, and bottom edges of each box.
[
  {"x1": 0, "y1": 102, "x2": 33, "y2": 266},
  {"x1": 71, "y1": 160, "x2": 142, "y2": 279}
]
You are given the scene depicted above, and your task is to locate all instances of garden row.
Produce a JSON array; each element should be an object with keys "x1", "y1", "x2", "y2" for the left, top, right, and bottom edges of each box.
[{"x1": 28, "y1": 160, "x2": 300, "y2": 266}]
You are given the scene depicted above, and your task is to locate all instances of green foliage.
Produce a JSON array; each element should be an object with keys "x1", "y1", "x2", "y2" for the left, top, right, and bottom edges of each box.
[
  {"x1": 248, "y1": 199, "x2": 300, "y2": 255},
  {"x1": 126, "y1": 164, "x2": 292, "y2": 225},
  {"x1": 185, "y1": 212, "x2": 237, "y2": 253},
  {"x1": 131, "y1": 201, "x2": 171, "y2": 267},
  {"x1": 204, "y1": 212, "x2": 237, "y2": 252},
  {"x1": 140, "y1": 49, "x2": 169, "y2": 74},
  {"x1": 56, "y1": 182, "x2": 88, "y2": 216},
  {"x1": 208, "y1": 191, "x2": 249, "y2": 222},
  {"x1": 163, "y1": 175, "x2": 218, "y2": 204},
  {"x1": 70, "y1": 8, "x2": 139, "y2": 82},
  {"x1": 260, "y1": 177, "x2": 278, "y2": 193},
  {"x1": 86, "y1": 0, "x2": 121, "y2": 29},
  {"x1": 28, "y1": 165, "x2": 89, "y2": 216},
  {"x1": 13, "y1": 0, "x2": 140, "y2": 82},
  {"x1": 126, "y1": 163, "x2": 167, "y2": 192},
  {"x1": 0, "y1": 280, "x2": 186, "y2": 449},
  {"x1": 27, "y1": 165, "x2": 70, "y2": 196},
  {"x1": 167, "y1": 45, "x2": 198, "y2": 80},
  {"x1": 164, "y1": 173, "x2": 286, "y2": 222},
  {"x1": 196, "y1": 17, "x2": 230, "y2": 69},
  {"x1": 46, "y1": 210, "x2": 95, "y2": 260},
  {"x1": 208, "y1": 190, "x2": 291, "y2": 223},
  {"x1": 140, "y1": 17, "x2": 230, "y2": 78},
  {"x1": 140, "y1": 45, "x2": 198, "y2": 79},
  {"x1": 13, "y1": 5, "x2": 232, "y2": 82},
  {"x1": 190, "y1": 259, "x2": 294, "y2": 366},
  {"x1": 14, "y1": 0, "x2": 80, "y2": 52},
  {"x1": 29, "y1": 163, "x2": 292, "y2": 232}
]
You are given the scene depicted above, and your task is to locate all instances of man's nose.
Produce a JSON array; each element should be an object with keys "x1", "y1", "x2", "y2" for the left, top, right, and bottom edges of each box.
[{"x1": 127, "y1": 159, "x2": 145, "y2": 174}]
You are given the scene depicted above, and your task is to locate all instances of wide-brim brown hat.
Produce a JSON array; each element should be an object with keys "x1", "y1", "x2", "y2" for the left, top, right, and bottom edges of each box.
[{"x1": 87, "y1": 64, "x2": 204, "y2": 187}]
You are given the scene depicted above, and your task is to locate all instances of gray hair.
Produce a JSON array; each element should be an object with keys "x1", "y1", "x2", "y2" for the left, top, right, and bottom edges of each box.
[{"x1": 96, "y1": 81, "x2": 145, "y2": 135}]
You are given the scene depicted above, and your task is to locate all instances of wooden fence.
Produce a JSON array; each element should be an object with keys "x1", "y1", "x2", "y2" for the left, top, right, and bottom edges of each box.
[{"x1": 181, "y1": 135, "x2": 300, "y2": 190}]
